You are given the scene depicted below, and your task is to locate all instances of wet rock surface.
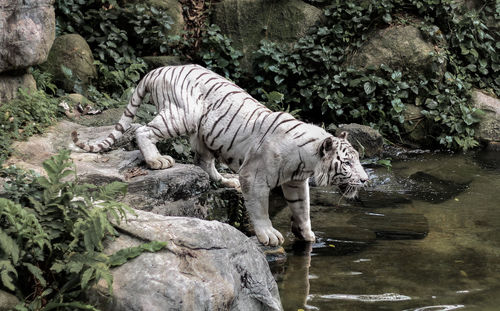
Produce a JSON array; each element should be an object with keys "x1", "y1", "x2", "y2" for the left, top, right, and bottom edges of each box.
[{"x1": 348, "y1": 212, "x2": 428, "y2": 240}]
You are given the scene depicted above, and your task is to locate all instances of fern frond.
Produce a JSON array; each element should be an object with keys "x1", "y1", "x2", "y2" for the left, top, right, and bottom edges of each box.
[
  {"x1": 97, "y1": 181, "x2": 128, "y2": 200},
  {"x1": 0, "y1": 259, "x2": 17, "y2": 291},
  {"x1": 0, "y1": 229, "x2": 20, "y2": 264},
  {"x1": 108, "y1": 241, "x2": 167, "y2": 267},
  {"x1": 23, "y1": 262, "x2": 47, "y2": 287}
]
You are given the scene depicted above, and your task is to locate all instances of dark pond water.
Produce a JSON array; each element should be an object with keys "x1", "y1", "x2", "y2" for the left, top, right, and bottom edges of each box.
[{"x1": 270, "y1": 151, "x2": 500, "y2": 311}]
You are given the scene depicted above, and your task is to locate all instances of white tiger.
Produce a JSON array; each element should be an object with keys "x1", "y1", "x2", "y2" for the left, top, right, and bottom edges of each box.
[{"x1": 72, "y1": 64, "x2": 369, "y2": 246}]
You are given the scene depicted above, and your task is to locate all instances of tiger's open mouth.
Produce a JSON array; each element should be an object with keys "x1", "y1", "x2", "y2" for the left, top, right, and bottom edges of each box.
[{"x1": 338, "y1": 183, "x2": 361, "y2": 199}]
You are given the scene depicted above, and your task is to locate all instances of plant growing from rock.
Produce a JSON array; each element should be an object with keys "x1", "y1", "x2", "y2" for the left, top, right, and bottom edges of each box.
[{"x1": 0, "y1": 150, "x2": 166, "y2": 310}]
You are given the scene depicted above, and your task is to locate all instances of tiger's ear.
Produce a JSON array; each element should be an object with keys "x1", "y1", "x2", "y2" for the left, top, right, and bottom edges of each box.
[
  {"x1": 319, "y1": 136, "x2": 337, "y2": 157},
  {"x1": 337, "y1": 131, "x2": 349, "y2": 140}
]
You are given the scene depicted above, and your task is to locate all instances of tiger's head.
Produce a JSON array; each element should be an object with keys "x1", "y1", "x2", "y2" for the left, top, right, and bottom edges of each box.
[{"x1": 314, "y1": 132, "x2": 369, "y2": 198}]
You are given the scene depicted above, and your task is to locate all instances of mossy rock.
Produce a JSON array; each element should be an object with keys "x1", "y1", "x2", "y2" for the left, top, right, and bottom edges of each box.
[
  {"x1": 212, "y1": 0, "x2": 323, "y2": 72},
  {"x1": 40, "y1": 34, "x2": 97, "y2": 93},
  {"x1": 334, "y1": 123, "x2": 384, "y2": 158},
  {"x1": 346, "y1": 24, "x2": 445, "y2": 79},
  {"x1": 0, "y1": 71, "x2": 36, "y2": 103},
  {"x1": 0, "y1": 290, "x2": 19, "y2": 311}
]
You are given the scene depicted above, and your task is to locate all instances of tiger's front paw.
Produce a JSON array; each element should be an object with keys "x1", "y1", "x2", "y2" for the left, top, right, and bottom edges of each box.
[
  {"x1": 146, "y1": 155, "x2": 175, "y2": 169},
  {"x1": 291, "y1": 222, "x2": 316, "y2": 242},
  {"x1": 255, "y1": 224, "x2": 284, "y2": 246}
]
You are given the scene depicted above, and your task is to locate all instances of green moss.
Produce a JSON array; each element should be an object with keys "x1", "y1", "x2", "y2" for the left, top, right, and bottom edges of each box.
[{"x1": 40, "y1": 34, "x2": 97, "y2": 93}]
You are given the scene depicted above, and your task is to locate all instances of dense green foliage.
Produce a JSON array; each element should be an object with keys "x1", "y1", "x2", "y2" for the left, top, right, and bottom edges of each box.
[
  {"x1": 0, "y1": 90, "x2": 61, "y2": 165},
  {"x1": 0, "y1": 151, "x2": 166, "y2": 310},
  {"x1": 250, "y1": 0, "x2": 498, "y2": 149},
  {"x1": 55, "y1": 0, "x2": 176, "y2": 100}
]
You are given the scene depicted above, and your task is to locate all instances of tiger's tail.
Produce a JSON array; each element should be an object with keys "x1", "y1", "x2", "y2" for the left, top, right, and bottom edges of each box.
[{"x1": 71, "y1": 76, "x2": 149, "y2": 153}]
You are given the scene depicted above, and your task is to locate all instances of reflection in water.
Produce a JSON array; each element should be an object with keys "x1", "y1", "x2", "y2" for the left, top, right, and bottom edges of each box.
[
  {"x1": 272, "y1": 151, "x2": 500, "y2": 311},
  {"x1": 278, "y1": 242, "x2": 312, "y2": 310}
]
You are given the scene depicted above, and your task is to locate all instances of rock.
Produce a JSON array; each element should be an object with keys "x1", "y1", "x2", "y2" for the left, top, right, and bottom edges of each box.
[
  {"x1": 0, "y1": 71, "x2": 37, "y2": 102},
  {"x1": 401, "y1": 103, "x2": 429, "y2": 146},
  {"x1": 7, "y1": 120, "x2": 215, "y2": 214},
  {"x1": 474, "y1": 150, "x2": 500, "y2": 172},
  {"x1": 334, "y1": 123, "x2": 383, "y2": 158},
  {"x1": 122, "y1": 0, "x2": 185, "y2": 38},
  {"x1": 348, "y1": 212, "x2": 429, "y2": 240},
  {"x1": 0, "y1": 290, "x2": 19, "y2": 311},
  {"x1": 0, "y1": 0, "x2": 55, "y2": 72},
  {"x1": 472, "y1": 90, "x2": 500, "y2": 144},
  {"x1": 88, "y1": 209, "x2": 282, "y2": 311},
  {"x1": 65, "y1": 93, "x2": 93, "y2": 106},
  {"x1": 142, "y1": 55, "x2": 185, "y2": 69},
  {"x1": 6, "y1": 121, "x2": 238, "y2": 219},
  {"x1": 40, "y1": 34, "x2": 97, "y2": 93},
  {"x1": 346, "y1": 24, "x2": 445, "y2": 79},
  {"x1": 212, "y1": 0, "x2": 323, "y2": 72}
]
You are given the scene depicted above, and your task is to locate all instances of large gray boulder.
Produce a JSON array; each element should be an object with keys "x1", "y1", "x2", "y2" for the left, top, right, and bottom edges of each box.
[
  {"x1": 346, "y1": 24, "x2": 445, "y2": 79},
  {"x1": 212, "y1": 0, "x2": 323, "y2": 72},
  {"x1": 472, "y1": 90, "x2": 500, "y2": 145},
  {"x1": 0, "y1": 0, "x2": 55, "y2": 72},
  {"x1": 40, "y1": 34, "x2": 97, "y2": 93},
  {"x1": 89, "y1": 209, "x2": 282, "y2": 311}
]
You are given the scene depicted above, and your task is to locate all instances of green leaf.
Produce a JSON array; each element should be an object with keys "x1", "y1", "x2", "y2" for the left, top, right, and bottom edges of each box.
[
  {"x1": 60, "y1": 65, "x2": 73, "y2": 79},
  {"x1": 363, "y1": 82, "x2": 376, "y2": 95},
  {"x1": 23, "y1": 262, "x2": 47, "y2": 287},
  {"x1": 391, "y1": 71, "x2": 402, "y2": 80},
  {"x1": 81, "y1": 267, "x2": 94, "y2": 289},
  {"x1": 383, "y1": 13, "x2": 392, "y2": 23}
]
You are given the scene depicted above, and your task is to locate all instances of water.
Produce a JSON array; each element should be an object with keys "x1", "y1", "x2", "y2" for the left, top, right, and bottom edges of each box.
[{"x1": 271, "y1": 151, "x2": 500, "y2": 311}]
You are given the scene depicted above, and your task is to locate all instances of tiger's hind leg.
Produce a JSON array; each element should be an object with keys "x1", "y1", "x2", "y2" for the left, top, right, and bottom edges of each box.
[
  {"x1": 190, "y1": 136, "x2": 240, "y2": 189},
  {"x1": 136, "y1": 112, "x2": 179, "y2": 170}
]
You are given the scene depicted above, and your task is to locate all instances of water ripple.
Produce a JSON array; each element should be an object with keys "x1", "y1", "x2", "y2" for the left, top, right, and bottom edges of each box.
[
  {"x1": 314, "y1": 292, "x2": 411, "y2": 302},
  {"x1": 403, "y1": 305, "x2": 465, "y2": 311}
]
